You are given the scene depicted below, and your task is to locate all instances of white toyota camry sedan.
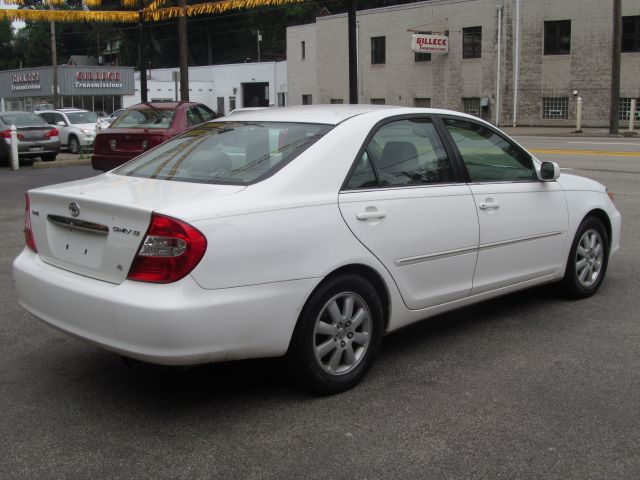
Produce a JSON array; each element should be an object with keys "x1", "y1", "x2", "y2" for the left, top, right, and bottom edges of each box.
[{"x1": 13, "y1": 105, "x2": 621, "y2": 393}]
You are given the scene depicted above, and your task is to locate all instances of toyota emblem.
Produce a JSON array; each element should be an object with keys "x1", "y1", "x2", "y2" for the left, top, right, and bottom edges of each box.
[{"x1": 69, "y1": 202, "x2": 80, "y2": 217}]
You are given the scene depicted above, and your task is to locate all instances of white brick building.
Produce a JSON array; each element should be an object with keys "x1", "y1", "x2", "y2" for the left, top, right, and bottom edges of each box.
[{"x1": 287, "y1": 0, "x2": 640, "y2": 127}]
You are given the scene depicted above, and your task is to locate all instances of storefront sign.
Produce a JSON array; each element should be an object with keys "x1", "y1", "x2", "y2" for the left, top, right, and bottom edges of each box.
[
  {"x1": 411, "y1": 34, "x2": 449, "y2": 54},
  {"x1": 75, "y1": 70, "x2": 123, "y2": 89},
  {"x1": 11, "y1": 72, "x2": 42, "y2": 91}
]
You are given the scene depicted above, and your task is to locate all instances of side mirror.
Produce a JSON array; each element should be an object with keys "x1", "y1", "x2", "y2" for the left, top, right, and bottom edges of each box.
[
  {"x1": 540, "y1": 161, "x2": 560, "y2": 181},
  {"x1": 56, "y1": 121, "x2": 66, "y2": 127}
]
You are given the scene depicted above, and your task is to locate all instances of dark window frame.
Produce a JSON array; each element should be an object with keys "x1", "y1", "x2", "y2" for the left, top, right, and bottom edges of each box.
[
  {"x1": 371, "y1": 36, "x2": 386, "y2": 65},
  {"x1": 462, "y1": 26, "x2": 482, "y2": 59},
  {"x1": 544, "y1": 20, "x2": 571, "y2": 55},
  {"x1": 414, "y1": 51, "x2": 432, "y2": 62},
  {"x1": 622, "y1": 16, "x2": 640, "y2": 53}
]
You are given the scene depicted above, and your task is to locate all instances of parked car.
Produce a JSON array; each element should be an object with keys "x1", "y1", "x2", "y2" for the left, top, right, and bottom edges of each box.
[
  {"x1": 13, "y1": 105, "x2": 621, "y2": 393},
  {"x1": 96, "y1": 108, "x2": 125, "y2": 131},
  {"x1": 36, "y1": 109, "x2": 98, "y2": 154},
  {"x1": 91, "y1": 102, "x2": 217, "y2": 171},
  {"x1": 0, "y1": 111, "x2": 60, "y2": 164}
]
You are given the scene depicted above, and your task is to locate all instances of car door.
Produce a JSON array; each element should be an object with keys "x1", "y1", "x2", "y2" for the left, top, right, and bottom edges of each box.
[
  {"x1": 52, "y1": 112, "x2": 69, "y2": 145},
  {"x1": 339, "y1": 116, "x2": 479, "y2": 310},
  {"x1": 441, "y1": 117, "x2": 568, "y2": 295}
]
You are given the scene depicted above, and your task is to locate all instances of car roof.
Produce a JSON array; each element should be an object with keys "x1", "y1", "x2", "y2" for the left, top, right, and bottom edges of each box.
[
  {"x1": 37, "y1": 109, "x2": 89, "y2": 114},
  {"x1": 219, "y1": 104, "x2": 479, "y2": 125}
]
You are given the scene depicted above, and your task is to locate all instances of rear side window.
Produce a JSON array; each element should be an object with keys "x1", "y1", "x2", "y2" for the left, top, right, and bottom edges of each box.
[
  {"x1": 345, "y1": 117, "x2": 454, "y2": 189},
  {"x1": 115, "y1": 121, "x2": 332, "y2": 185},
  {"x1": 66, "y1": 111, "x2": 98, "y2": 124},
  {"x1": 111, "y1": 109, "x2": 176, "y2": 129},
  {"x1": 443, "y1": 118, "x2": 536, "y2": 182}
]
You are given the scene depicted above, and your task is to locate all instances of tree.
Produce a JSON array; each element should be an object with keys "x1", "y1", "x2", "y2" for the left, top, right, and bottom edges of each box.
[{"x1": 0, "y1": 18, "x2": 17, "y2": 69}]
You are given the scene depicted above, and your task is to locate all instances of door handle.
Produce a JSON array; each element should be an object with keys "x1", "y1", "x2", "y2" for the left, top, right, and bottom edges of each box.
[
  {"x1": 478, "y1": 200, "x2": 500, "y2": 210},
  {"x1": 356, "y1": 210, "x2": 386, "y2": 221}
]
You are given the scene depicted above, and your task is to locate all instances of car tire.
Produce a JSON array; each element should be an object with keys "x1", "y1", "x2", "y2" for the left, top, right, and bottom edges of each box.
[
  {"x1": 69, "y1": 136, "x2": 80, "y2": 154},
  {"x1": 561, "y1": 216, "x2": 609, "y2": 299},
  {"x1": 41, "y1": 153, "x2": 57, "y2": 162},
  {"x1": 287, "y1": 274, "x2": 384, "y2": 394}
]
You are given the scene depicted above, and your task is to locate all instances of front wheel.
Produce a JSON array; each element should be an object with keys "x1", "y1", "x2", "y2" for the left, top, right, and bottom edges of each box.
[
  {"x1": 287, "y1": 274, "x2": 384, "y2": 394},
  {"x1": 68, "y1": 136, "x2": 80, "y2": 154},
  {"x1": 561, "y1": 216, "x2": 609, "y2": 299}
]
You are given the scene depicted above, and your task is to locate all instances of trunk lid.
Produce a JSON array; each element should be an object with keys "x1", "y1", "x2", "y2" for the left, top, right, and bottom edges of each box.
[
  {"x1": 17, "y1": 125, "x2": 52, "y2": 141},
  {"x1": 28, "y1": 174, "x2": 244, "y2": 284},
  {"x1": 94, "y1": 128, "x2": 167, "y2": 157}
]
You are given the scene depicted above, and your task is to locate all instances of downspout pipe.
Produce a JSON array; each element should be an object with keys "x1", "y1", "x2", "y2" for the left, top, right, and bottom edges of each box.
[{"x1": 496, "y1": 4, "x2": 503, "y2": 126}]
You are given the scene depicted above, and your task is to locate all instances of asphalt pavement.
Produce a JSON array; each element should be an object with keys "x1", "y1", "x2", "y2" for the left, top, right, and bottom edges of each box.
[{"x1": 1, "y1": 136, "x2": 639, "y2": 479}]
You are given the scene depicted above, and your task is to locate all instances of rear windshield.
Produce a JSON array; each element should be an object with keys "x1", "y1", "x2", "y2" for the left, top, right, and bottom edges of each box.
[
  {"x1": 0, "y1": 113, "x2": 48, "y2": 127},
  {"x1": 66, "y1": 111, "x2": 98, "y2": 124},
  {"x1": 111, "y1": 108, "x2": 175, "y2": 129},
  {"x1": 115, "y1": 121, "x2": 333, "y2": 185}
]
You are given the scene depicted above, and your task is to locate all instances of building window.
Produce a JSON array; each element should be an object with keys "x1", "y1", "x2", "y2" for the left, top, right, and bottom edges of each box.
[
  {"x1": 330, "y1": 99, "x2": 344, "y2": 104},
  {"x1": 544, "y1": 20, "x2": 571, "y2": 55},
  {"x1": 370, "y1": 98, "x2": 386, "y2": 105},
  {"x1": 229, "y1": 96, "x2": 236, "y2": 112},
  {"x1": 462, "y1": 27, "x2": 482, "y2": 59},
  {"x1": 371, "y1": 36, "x2": 386, "y2": 64},
  {"x1": 622, "y1": 16, "x2": 640, "y2": 52},
  {"x1": 302, "y1": 94, "x2": 312, "y2": 105},
  {"x1": 414, "y1": 52, "x2": 431, "y2": 62},
  {"x1": 413, "y1": 98, "x2": 431, "y2": 108},
  {"x1": 301, "y1": 41, "x2": 306, "y2": 60},
  {"x1": 277, "y1": 92, "x2": 286, "y2": 107},
  {"x1": 542, "y1": 97, "x2": 569, "y2": 119},
  {"x1": 463, "y1": 97, "x2": 481, "y2": 116},
  {"x1": 619, "y1": 98, "x2": 640, "y2": 120}
]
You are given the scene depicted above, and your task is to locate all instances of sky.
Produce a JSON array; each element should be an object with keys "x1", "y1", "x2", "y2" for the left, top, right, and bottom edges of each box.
[{"x1": 0, "y1": 0, "x2": 26, "y2": 31}]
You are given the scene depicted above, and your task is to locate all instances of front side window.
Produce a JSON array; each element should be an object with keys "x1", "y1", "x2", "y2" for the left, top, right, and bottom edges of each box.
[
  {"x1": 544, "y1": 20, "x2": 571, "y2": 55},
  {"x1": 196, "y1": 105, "x2": 216, "y2": 122},
  {"x1": 110, "y1": 108, "x2": 176, "y2": 129},
  {"x1": 115, "y1": 121, "x2": 332, "y2": 185},
  {"x1": 371, "y1": 36, "x2": 386, "y2": 64},
  {"x1": 463, "y1": 27, "x2": 482, "y2": 59},
  {"x1": 444, "y1": 118, "x2": 536, "y2": 182},
  {"x1": 345, "y1": 118, "x2": 454, "y2": 189},
  {"x1": 622, "y1": 16, "x2": 640, "y2": 52}
]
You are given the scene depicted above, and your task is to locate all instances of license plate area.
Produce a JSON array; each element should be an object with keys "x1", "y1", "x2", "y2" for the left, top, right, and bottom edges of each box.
[
  {"x1": 47, "y1": 219, "x2": 108, "y2": 268},
  {"x1": 29, "y1": 146, "x2": 44, "y2": 152}
]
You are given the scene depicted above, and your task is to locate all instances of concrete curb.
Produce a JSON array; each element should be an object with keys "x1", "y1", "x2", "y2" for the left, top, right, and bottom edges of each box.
[{"x1": 33, "y1": 158, "x2": 92, "y2": 169}]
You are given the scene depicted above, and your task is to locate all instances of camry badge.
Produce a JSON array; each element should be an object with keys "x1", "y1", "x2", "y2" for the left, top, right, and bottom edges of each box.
[{"x1": 69, "y1": 202, "x2": 80, "y2": 217}]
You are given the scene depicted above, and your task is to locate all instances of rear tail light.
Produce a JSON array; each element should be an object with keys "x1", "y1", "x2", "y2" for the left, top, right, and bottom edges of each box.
[
  {"x1": 45, "y1": 128, "x2": 59, "y2": 138},
  {"x1": 1, "y1": 129, "x2": 24, "y2": 140},
  {"x1": 127, "y1": 213, "x2": 207, "y2": 283},
  {"x1": 109, "y1": 139, "x2": 116, "y2": 150},
  {"x1": 606, "y1": 188, "x2": 615, "y2": 203},
  {"x1": 24, "y1": 193, "x2": 37, "y2": 253}
]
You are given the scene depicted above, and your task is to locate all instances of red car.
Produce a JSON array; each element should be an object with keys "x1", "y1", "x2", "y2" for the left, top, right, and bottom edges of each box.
[{"x1": 91, "y1": 102, "x2": 217, "y2": 171}]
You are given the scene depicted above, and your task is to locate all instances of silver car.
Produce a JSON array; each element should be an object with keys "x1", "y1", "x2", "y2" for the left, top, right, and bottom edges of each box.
[
  {"x1": 0, "y1": 111, "x2": 61, "y2": 164},
  {"x1": 36, "y1": 109, "x2": 98, "y2": 154}
]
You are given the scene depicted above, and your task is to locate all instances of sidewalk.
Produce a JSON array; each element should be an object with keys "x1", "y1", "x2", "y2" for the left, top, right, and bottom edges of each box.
[{"x1": 501, "y1": 126, "x2": 637, "y2": 138}]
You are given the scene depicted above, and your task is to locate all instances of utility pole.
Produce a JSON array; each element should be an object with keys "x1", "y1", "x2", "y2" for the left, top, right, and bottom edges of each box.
[
  {"x1": 49, "y1": 3, "x2": 58, "y2": 108},
  {"x1": 138, "y1": 0, "x2": 148, "y2": 103},
  {"x1": 256, "y1": 30, "x2": 262, "y2": 62},
  {"x1": 348, "y1": 0, "x2": 358, "y2": 104},
  {"x1": 179, "y1": 0, "x2": 189, "y2": 101},
  {"x1": 609, "y1": 0, "x2": 622, "y2": 134}
]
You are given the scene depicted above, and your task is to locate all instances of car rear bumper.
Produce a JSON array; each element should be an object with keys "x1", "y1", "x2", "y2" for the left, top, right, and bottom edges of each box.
[
  {"x1": 13, "y1": 249, "x2": 318, "y2": 365},
  {"x1": 91, "y1": 154, "x2": 134, "y2": 171}
]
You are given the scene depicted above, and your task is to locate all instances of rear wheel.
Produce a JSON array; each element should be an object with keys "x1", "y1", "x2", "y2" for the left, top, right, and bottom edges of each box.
[
  {"x1": 41, "y1": 153, "x2": 57, "y2": 162},
  {"x1": 561, "y1": 216, "x2": 609, "y2": 299},
  {"x1": 287, "y1": 274, "x2": 383, "y2": 394},
  {"x1": 68, "y1": 136, "x2": 80, "y2": 154}
]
